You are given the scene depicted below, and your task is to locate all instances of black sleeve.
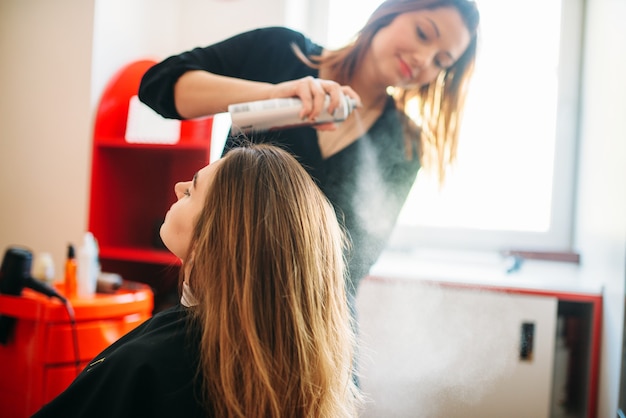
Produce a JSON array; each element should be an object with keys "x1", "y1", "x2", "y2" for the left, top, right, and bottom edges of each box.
[{"x1": 138, "y1": 27, "x2": 318, "y2": 119}]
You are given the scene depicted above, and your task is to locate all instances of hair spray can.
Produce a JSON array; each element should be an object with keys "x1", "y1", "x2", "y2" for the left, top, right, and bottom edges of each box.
[{"x1": 228, "y1": 95, "x2": 358, "y2": 135}]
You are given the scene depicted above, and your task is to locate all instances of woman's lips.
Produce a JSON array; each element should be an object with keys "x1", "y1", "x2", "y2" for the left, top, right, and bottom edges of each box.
[{"x1": 398, "y1": 57, "x2": 414, "y2": 81}]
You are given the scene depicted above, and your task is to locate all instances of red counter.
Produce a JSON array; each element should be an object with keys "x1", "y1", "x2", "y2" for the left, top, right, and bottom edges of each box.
[{"x1": 0, "y1": 284, "x2": 153, "y2": 418}]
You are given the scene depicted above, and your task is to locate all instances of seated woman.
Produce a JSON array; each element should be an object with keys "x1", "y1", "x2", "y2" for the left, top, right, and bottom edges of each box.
[{"x1": 33, "y1": 143, "x2": 361, "y2": 418}]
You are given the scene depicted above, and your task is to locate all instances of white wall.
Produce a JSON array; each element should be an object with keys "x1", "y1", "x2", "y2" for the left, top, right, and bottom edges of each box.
[
  {"x1": 0, "y1": 0, "x2": 95, "y2": 277},
  {"x1": 92, "y1": 0, "x2": 300, "y2": 108},
  {"x1": 90, "y1": 0, "x2": 181, "y2": 108},
  {"x1": 178, "y1": 0, "x2": 293, "y2": 47},
  {"x1": 574, "y1": 1, "x2": 626, "y2": 417}
]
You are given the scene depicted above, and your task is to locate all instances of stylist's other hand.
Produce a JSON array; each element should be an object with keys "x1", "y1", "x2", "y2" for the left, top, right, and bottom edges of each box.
[{"x1": 271, "y1": 76, "x2": 361, "y2": 123}]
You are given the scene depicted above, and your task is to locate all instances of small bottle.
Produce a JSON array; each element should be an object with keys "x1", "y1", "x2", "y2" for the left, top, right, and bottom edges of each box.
[
  {"x1": 64, "y1": 244, "x2": 77, "y2": 298},
  {"x1": 228, "y1": 94, "x2": 358, "y2": 134}
]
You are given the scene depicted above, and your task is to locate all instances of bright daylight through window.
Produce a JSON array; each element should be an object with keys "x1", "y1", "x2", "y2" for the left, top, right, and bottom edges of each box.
[{"x1": 326, "y1": 0, "x2": 582, "y2": 253}]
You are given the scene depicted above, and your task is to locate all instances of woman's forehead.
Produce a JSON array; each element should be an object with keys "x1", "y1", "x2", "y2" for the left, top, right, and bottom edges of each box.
[{"x1": 196, "y1": 159, "x2": 222, "y2": 190}]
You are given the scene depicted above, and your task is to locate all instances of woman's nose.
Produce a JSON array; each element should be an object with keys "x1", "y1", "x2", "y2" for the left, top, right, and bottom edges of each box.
[
  {"x1": 411, "y1": 50, "x2": 442, "y2": 85},
  {"x1": 411, "y1": 49, "x2": 434, "y2": 70},
  {"x1": 174, "y1": 181, "x2": 187, "y2": 199}
]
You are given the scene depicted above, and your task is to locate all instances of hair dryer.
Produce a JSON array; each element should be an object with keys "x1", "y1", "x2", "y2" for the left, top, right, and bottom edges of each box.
[{"x1": 0, "y1": 246, "x2": 66, "y2": 344}]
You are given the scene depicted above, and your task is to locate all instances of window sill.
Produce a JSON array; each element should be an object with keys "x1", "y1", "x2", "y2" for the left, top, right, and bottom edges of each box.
[{"x1": 369, "y1": 249, "x2": 602, "y2": 296}]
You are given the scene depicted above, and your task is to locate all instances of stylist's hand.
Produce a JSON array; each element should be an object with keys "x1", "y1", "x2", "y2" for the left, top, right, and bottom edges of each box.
[{"x1": 271, "y1": 76, "x2": 361, "y2": 130}]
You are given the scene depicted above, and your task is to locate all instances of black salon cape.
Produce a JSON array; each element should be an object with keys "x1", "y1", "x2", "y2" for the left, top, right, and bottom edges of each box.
[
  {"x1": 139, "y1": 27, "x2": 421, "y2": 298},
  {"x1": 32, "y1": 305, "x2": 209, "y2": 418}
]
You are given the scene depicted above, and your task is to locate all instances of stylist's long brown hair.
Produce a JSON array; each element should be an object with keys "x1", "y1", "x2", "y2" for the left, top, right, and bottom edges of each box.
[{"x1": 187, "y1": 144, "x2": 360, "y2": 417}]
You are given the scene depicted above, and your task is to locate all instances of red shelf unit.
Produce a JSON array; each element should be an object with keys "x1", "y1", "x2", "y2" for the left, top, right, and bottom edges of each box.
[{"x1": 89, "y1": 59, "x2": 212, "y2": 309}]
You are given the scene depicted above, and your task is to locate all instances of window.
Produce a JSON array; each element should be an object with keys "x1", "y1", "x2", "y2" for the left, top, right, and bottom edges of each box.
[{"x1": 323, "y1": 0, "x2": 583, "y2": 253}]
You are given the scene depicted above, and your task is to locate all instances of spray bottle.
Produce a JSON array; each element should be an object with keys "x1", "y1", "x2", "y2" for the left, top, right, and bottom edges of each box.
[
  {"x1": 228, "y1": 94, "x2": 358, "y2": 135},
  {"x1": 76, "y1": 232, "x2": 99, "y2": 297}
]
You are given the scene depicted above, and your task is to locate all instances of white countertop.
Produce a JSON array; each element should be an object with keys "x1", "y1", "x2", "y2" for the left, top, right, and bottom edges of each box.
[{"x1": 369, "y1": 249, "x2": 603, "y2": 296}]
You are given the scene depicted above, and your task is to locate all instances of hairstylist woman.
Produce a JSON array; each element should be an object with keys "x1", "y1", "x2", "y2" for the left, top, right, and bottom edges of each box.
[
  {"x1": 139, "y1": 0, "x2": 480, "y2": 304},
  {"x1": 33, "y1": 144, "x2": 360, "y2": 418}
]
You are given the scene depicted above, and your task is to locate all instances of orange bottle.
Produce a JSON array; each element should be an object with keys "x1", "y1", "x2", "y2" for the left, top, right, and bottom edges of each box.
[{"x1": 64, "y1": 244, "x2": 77, "y2": 298}]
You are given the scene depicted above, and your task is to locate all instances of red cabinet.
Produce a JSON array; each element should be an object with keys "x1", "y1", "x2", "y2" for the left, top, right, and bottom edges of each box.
[
  {"x1": 0, "y1": 286, "x2": 153, "y2": 418},
  {"x1": 89, "y1": 60, "x2": 212, "y2": 309}
]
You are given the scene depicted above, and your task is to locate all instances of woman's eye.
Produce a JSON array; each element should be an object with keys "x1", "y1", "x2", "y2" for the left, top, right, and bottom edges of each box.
[{"x1": 417, "y1": 27, "x2": 428, "y2": 41}]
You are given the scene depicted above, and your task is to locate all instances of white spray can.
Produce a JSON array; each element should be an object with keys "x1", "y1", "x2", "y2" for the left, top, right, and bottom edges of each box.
[{"x1": 228, "y1": 94, "x2": 358, "y2": 135}]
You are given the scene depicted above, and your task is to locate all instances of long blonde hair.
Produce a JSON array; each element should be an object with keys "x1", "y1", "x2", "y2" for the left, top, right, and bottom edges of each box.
[
  {"x1": 186, "y1": 144, "x2": 360, "y2": 417},
  {"x1": 309, "y1": 0, "x2": 480, "y2": 182}
]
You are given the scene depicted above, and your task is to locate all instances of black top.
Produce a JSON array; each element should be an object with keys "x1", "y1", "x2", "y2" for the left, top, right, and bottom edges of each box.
[
  {"x1": 139, "y1": 27, "x2": 421, "y2": 296},
  {"x1": 32, "y1": 305, "x2": 209, "y2": 418}
]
